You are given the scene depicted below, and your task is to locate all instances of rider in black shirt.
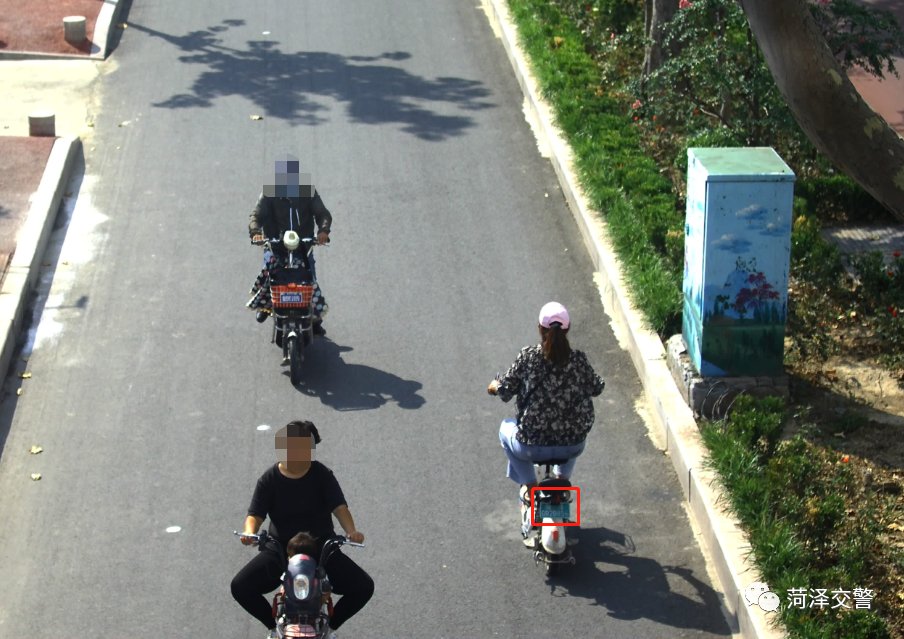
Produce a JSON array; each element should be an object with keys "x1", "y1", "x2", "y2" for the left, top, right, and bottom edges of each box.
[{"x1": 231, "y1": 421, "x2": 373, "y2": 638}]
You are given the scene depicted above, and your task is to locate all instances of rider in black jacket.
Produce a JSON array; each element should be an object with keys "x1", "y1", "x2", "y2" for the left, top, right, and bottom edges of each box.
[{"x1": 247, "y1": 158, "x2": 332, "y2": 333}]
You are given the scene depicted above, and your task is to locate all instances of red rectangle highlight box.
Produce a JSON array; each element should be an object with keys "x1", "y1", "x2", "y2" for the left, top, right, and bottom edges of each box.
[{"x1": 530, "y1": 486, "x2": 580, "y2": 527}]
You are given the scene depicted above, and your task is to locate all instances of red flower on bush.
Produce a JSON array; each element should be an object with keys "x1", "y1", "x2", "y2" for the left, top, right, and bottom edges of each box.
[
  {"x1": 631, "y1": 99, "x2": 642, "y2": 109},
  {"x1": 894, "y1": 251, "x2": 901, "y2": 258},
  {"x1": 679, "y1": 0, "x2": 693, "y2": 8}
]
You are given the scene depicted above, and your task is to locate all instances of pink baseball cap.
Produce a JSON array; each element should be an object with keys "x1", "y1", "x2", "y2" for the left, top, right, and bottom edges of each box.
[{"x1": 539, "y1": 301, "x2": 570, "y2": 329}]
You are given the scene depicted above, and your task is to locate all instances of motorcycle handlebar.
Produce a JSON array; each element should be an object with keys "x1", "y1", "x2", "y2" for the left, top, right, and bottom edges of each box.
[
  {"x1": 233, "y1": 530, "x2": 271, "y2": 545},
  {"x1": 325, "y1": 535, "x2": 365, "y2": 549},
  {"x1": 250, "y1": 236, "x2": 327, "y2": 246},
  {"x1": 233, "y1": 530, "x2": 364, "y2": 549}
]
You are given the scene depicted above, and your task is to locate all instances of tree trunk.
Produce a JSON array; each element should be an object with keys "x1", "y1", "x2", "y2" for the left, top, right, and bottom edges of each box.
[
  {"x1": 643, "y1": 0, "x2": 677, "y2": 76},
  {"x1": 738, "y1": 0, "x2": 904, "y2": 220}
]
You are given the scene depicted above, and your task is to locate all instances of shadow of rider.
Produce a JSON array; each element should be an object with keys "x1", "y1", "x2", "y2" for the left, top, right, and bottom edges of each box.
[{"x1": 292, "y1": 339, "x2": 426, "y2": 412}]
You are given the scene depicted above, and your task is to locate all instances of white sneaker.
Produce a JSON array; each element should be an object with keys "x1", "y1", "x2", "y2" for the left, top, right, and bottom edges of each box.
[
  {"x1": 520, "y1": 502, "x2": 536, "y2": 545},
  {"x1": 325, "y1": 629, "x2": 338, "y2": 639}
]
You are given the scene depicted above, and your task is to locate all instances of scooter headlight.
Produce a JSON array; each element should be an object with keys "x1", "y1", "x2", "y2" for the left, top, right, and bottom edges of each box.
[
  {"x1": 293, "y1": 574, "x2": 311, "y2": 600},
  {"x1": 283, "y1": 230, "x2": 301, "y2": 251}
]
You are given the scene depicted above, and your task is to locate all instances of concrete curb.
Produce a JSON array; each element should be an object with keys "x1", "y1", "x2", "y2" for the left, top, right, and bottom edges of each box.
[
  {"x1": 0, "y1": 0, "x2": 124, "y2": 61},
  {"x1": 482, "y1": 1, "x2": 785, "y2": 637},
  {"x1": 0, "y1": 136, "x2": 81, "y2": 381}
]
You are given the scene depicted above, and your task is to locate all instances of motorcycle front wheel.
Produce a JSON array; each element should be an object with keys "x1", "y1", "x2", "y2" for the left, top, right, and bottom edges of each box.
[{"x1": 288, "y1": 335, "x2": 303, "y2": 385}]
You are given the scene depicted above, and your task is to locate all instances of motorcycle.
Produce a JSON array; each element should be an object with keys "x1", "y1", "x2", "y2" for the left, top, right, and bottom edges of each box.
[
  {"x1": 234, "y1": 530, "x2": 364, "y2": 638},
  {"x1": 489, "y1": 374, "x2": 579, "y2": 576},
  {"x1": 252, "y1": 231, "x2": 324, "y2": 385},
  {"x1": 521, "y1": 459, "x2": 578, "y2": 577}
]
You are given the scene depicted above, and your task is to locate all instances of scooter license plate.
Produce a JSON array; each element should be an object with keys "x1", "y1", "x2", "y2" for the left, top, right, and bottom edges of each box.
[
  {"x1": 536, "y1": 503, "x2": 570, "y2": 519},
  {"x1": 280, "y1": 292, "x2": 303, "y2": 304}
]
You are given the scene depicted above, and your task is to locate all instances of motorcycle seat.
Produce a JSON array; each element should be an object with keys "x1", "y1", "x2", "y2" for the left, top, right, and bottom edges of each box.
[{"x1": 538, "y1": 477, "x2": 572, "y2": 489}]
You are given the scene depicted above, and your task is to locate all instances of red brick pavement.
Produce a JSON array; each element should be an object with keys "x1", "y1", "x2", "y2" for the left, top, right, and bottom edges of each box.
[
  {"x1": 0, "y1": 0, "x2": 104, "y2": 55},
  {"x1": 848, "y1": 0, "x2": 904, "y2": 136},
  {"x1": 0, "y1": 136, "x2": 55, "y2": 288}
]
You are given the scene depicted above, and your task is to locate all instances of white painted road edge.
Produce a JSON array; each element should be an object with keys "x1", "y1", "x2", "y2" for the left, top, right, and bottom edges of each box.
[
  {"x1": 480, "y1": 1, "x2": 786, "y2": 637},
  {"x1": 0, "y1": 136, "x2": 81, "y2": 388}
]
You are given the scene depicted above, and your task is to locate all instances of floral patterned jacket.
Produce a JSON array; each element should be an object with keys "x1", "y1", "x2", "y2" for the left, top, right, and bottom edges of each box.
[{"x1": 497, "y1": 345, "x2": 605, "y2": 446}]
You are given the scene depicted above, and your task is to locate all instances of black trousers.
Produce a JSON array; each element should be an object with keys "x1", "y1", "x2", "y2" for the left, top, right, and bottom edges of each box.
[{"x1": 231, "y1": 545, "x2": 374, "y2": 630}]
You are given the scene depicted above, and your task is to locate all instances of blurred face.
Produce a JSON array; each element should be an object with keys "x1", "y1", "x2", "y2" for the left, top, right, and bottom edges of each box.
[
  {"x1": 266, "y1": 158, "x2": 313, "y2": 197},
  {"x1": 276, "y1": 434, "x2": 315, "y2": 463},
  {"x1": 275, "y1": 160, "x2": 300, "y2": 187}
]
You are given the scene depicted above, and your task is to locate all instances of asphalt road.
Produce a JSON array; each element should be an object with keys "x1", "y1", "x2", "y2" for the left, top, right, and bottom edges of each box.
[{"x1": 0, "y1": 2, "x2": 734, "y2": 637}]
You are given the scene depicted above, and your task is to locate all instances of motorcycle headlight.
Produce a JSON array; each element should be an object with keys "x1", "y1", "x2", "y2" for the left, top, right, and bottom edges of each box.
[
  {"x1": 293, "y1": 574, "x2": 310, "y2": 600},
  {"x1": 283, "y1": 230, "x2": 301, "y2": 251}
]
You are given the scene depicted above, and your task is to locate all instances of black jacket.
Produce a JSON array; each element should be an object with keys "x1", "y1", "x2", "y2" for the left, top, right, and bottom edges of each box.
[{"x1": 248, "y1": 191, "x2": 332, "y2": 248}]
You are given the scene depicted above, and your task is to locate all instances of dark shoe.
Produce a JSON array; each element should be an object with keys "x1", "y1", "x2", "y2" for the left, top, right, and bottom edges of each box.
[
  {"x1": 312, "y1": 321, "x2": 326, "y2": 336},
  {"x1": 256, "y1": 310, "x2": 269, "y2": 323}
]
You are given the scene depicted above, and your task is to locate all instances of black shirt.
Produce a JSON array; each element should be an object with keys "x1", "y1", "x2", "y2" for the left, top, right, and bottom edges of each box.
[{"x1": 247, "y1": 462, "x2": 347, "y2": 550}]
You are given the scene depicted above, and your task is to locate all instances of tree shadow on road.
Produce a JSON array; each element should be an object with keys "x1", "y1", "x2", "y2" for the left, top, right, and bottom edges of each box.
[
  {"x1": 126, "y1": 19, "x2": 494, "y2": 141},
  {"x1": 546, "y1": 526, "x2": 735, "y2": 636},
  {"x1": 290, "y1": 338, "x2": 425, "y2": 411}
]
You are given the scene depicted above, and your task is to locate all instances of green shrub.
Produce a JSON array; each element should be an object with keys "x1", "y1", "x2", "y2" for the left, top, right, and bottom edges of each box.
[
  {"x1": 641, "y1": 0, "x2": 806, "y2": 155},
  {"x1": 508, "y1": 0, "x2": 682, "y2": 335},
  {"x1": 795, "y1": 174, "x2": 889, "y2": 223},
  {"x1": 723, "y1": 395, "x2": 784, "y2": 459},
  {"x1": 701, "y1": 398, "x2": 891, "y2": 637},
  {"x1": 848, "y1": 251, "x2": 904, "y2": 370}
]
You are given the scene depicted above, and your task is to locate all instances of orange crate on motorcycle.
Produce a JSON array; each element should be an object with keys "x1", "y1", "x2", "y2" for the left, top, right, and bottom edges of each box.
[{"x1": 270, "y1": 283, "x2": 315, "y2": 309}]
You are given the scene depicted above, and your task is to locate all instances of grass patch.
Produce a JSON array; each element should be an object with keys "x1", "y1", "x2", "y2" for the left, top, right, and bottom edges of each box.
[
  {"x1": 703, "y1": 397, "x2": 897, "y2": 638},
  {"x1": 507, "y1": 0, "x2": 683, "y2": 336}
]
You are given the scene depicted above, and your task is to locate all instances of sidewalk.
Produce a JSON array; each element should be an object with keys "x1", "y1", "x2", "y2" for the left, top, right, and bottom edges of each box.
[
  {"x1": 849, "y1": 0, "x2": 904, "y2": 136},
  {"x1": 0, "y1": 0, "x2": 124, "y2": 382}
]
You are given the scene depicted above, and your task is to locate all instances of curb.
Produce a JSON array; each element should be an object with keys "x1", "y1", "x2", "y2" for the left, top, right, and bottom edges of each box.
[
  {"x1": 0, "y1": 0, "x2": 125, "y2": 61},
  {"x1": 481, "y1": 1, "x2": 784, "y2": 637},
  {"x1": 0, "y1": 136, "x2": 81, "y2": 382}
]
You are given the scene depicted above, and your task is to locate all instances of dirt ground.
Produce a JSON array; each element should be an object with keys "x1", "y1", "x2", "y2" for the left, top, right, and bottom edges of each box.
[{"x1": 789, "y1": 357, "x2": 904, "y2": 469}]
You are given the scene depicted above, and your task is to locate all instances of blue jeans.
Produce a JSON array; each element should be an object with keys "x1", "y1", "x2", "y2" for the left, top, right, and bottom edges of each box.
[{"x1": 498, "y1": 418, "x2": 585, "y2": 485}]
